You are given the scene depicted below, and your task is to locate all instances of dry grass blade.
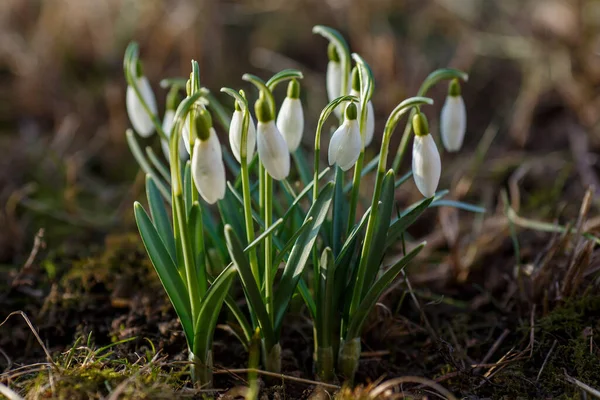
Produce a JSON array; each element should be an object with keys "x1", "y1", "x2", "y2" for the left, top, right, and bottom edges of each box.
[
  {"x1": 368, "y1": 376, "x2": 457, "y2": 400},
  {"x1": 536, "y1": 340, "x2": 557, "y2": 383},
  {"x1": 0, "y1": 311, "x2": 57, "y2": 369},
  {"x1": 213, "y1": 368, "x2": 340, "y2": 391},
  {"x1": 564, "y1": 369, "x2": 600, "y2": 399},
  {"x1": 0, "y1": 383, "x2": 24, "y2": 400}
]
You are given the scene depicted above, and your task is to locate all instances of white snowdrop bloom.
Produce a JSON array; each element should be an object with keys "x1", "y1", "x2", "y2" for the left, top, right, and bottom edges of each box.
[
  {"x1": 276, "y1": 79, "x2": 304, "y2": 152},
  {"x1": 191, "y1": 109, "x2": 226, "y2": 204},
  {"x1": 256, "y1": 96, "x2": 290, "y2": 180},
  {"x1": 126, "y1": 70, "x2": 158, "y2": 137},
  {"x1": 229, "y1": 105, "x2": 257, "y2": 164},
  {"x1": 440, "y1": 79, "x2": 467, "y2": 152},
  {"x1": 350, "y1": 88, "x2": 375, "y2": 147},
  {"x1": 326, "y1": 43, "x2": 342, "y2": 104},
  {"x1": 160, "y1": 109, "x2": 188, "y2": 161},
  {"x1": 182, "y1": 112, "x2": 192, "y2": 154},
  {"x1": 412, "y1": 112, "x2": 441, "y2": 198},
  {"x1": 328, "y1": 103, "x2": 361, "y2": 171}
]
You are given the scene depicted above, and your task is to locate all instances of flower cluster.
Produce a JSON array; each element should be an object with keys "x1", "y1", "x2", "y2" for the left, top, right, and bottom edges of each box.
[{"x1": 123, "y1": 25, "x2": 475, "y2": 389}]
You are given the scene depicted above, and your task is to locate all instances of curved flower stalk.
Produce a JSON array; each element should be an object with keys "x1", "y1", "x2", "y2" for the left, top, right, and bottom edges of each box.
[
  {"x1": 328, "y1": 102, "x2": 361, "y2": 171},
  {"x1": 126, "y1": 62, "x2": 158, "y2": 138},
  {"x1": 276, "y1": 79, "x2": 304, "y2": 152},
  {"x1": 229, "y1": 101, "x2": 257, "y2": 164},
  {"x1": 349, "y1": 67, "x2": 375, "y2": 147},
  {"x1": 440, "y1": 79, "x2": 467, "y2": 152},
  {"x1": 391, "y1": 68, "x2": 469, "y2": 171},
  {"x1": 412, "y1": 112, "x2": 441, "y2": 197},
  {"x1": 191, "y1": 109, "x2": 227, "y2": 204},
  {"x1": 256, "y1": 95, "x2": 290, "y2": 181},
  {"x1": 314, "y1": 26, "x2": 351, "y2": 120}
]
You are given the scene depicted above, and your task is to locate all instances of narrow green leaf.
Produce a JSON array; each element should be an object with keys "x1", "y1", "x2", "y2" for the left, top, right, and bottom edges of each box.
[
  {"x1": 430, "y1": 199, "x2": 486, "y2": 213},
  {"x1": 346, "y1": 242, "x2": 425, "y2": 339},
  {"x1": 126, "y1": 130, "x2": 170, "y2": 201},
  {"x1": 273, "y1": 217, "x2": 314, "y2": 267},
  {"x1": 297, "y1": 278, "x2": 316, "y2": 322},
  {"x1": 332, "y1": 167, "x2": 346, "y2": 257},
  {"x1": 194, "y1": 265, "x2": 236, "y2": 360},
  {"x1": 335, "y1": 205, "x2": 372, "y2": 265},
  {"x1": 318, "y1": 247, "x2": 336, "y2": 348},
  {"x1": 385, "y1": 197, "x2": 434, "y2": 249},
  {"x1": 245, "y1": 218, "x2": 283, "y2": 253},
  {"x1": 224, "y1": 225, "x2": 276, "y2": 348},
  {"x1": 183, "y1": 161, "x2": 193, "y2": 217},
  {"x1": 134, "y1": 202, "x2": 193, "y2": 347},
  {"x1": 273, "y1": 182, "x2": 334, "y2": 333},
  {"x1": 279, "y1": 167, "x2": 330, "y2": 226},
  {"x1": 145, "y1": 146, "x2": 171, "y2": 184},
  {"x1": 362, "y1": 170, "x2": 395, "y2": 298},
  {"x1": 146, "y1": 175, "x2": 176, "y2": 265}
]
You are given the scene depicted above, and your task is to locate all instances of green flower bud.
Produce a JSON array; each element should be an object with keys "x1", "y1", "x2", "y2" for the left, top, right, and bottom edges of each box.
[
  {"x1": 195, "y1": 108, "x2": 213, "y2": 142},
  {"x1": 254, "y1": 94, "x2": 273, "y2": 123},
  {"x1": 345, "y1": 102, "x2": 358, "y2": 121},
  {"x1": 287, "y1": 79, "x2": 300, "y2": 99},
  {"x1": 448, "y1": 78, "x2": 461, "y2": 97},
  {"x1": 327, "y1": 42, "x2": 340, "y2": 63},
  {"x1": 412, "y1": 111, "x2": 429, "y2": 137},
  {"x1": 351, "y1": 67, "x2": 360, "y2": 92}
]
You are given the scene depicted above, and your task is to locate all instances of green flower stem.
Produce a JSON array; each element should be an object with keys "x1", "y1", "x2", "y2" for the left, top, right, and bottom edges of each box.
[
  {"x1": 313, "y1": 95, "x2": 358, "y2": 202},
  {"x1": 264, "y1": 170, "x2": 274, "y2": 323},
  {"x1": 123, "y1": 42, "x2": 167, "y2": 141},
  {"x1": 189, "y1": 350, "x2": 213, "y2": 387},
  {"x1": 169, "y1": 92, "x2": 208, "y2": 342},
  {"x1": 347, "y1": 96, "x2": 433, "y2": 324},
  {"x1": 338, "y1": 337, "x2": 361, "y2": 381},
  {"x1": 221, "y1": 88, "x2": 260, "y2": 284},
  {"x1": 347, "y1": 54, "x2": 374, "y2": 231},
  {"x1": 391, "y1": 68, "x2": 468, "y2": 171}
]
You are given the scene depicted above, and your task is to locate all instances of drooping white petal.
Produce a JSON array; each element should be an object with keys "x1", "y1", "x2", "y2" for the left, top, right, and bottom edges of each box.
[
  {"x1": 191, "y1": 128, "x2": 226, "y2": 204},
  {"x1": 326, "y1": 61, "x2": 342, "y2": 104},
  {"x1": 365, "y1": 100, "x2": 375, "y2": 146},
  {"x1": 276, "y1": 97, "x2": 304, "y2": 152},
  {"x1": 412, "y1": 134, "x2": 441, "y2": 197},
  {"x1": 257, "y1": 120, "x2": 290, "y2": 180},
  {"x1": 126, "y1": 76, "x2": 158, "y2": 137},
  {"x1": 328, "y1": 119, "x2": 361, "y2": 171},
  {"x1": 229, "y1": 110, "x2": 257, "y2": 164},
  {"x1": 350, "y1": 89, "x2": 375, "y2": 147},
  {"x1": 161, "y1": 110, "x2": 188, "y2": 161},
  {"x1": 181, "y1": 112, "x2": 192, "y2": 154},
  {"x1": 161, "y1": 109, "x2": 175, "y2": 159},
  {"x1": 440, "y1": 96, "x2": 467, "y2": 152}
]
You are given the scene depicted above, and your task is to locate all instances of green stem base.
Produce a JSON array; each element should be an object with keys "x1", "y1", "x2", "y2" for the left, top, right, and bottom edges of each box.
[
  {"x1": 262, "y1": 341, "x2": 281, "y2": 373},
  {"x1": 189, "y1": 350, "x2": 213, "y2": 388},
  {"x1": 317, "y1": 346, "x2": 334, "y2": 383},
  {"x1": 337, "y1": 338, "x2": 361, "y2": 382}
]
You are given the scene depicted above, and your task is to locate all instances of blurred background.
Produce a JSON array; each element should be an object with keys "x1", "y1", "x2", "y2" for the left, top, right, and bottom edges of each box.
[
  {"x1": 3, "y1": 0, "x2": 600, "y2": 264},
  {"x1": 2, "y1": 0, "x2": 600, "y2": 395}
]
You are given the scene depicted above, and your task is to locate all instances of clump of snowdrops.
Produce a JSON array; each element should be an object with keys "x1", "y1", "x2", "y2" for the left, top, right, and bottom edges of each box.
[{"x1": 123, "y1": 25, "x2": 479, "y2": 387}]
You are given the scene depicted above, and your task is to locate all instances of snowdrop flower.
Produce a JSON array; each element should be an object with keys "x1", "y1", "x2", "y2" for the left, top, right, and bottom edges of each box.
[
  {"x1": 412, "y1": 112, "x2": 441, "y2": 198},
  {"x1": 191, "y1": 109, "x2": 226, "y2": 204},
  {"x1": 161, "y1": 90, "x2": 188, "y2": 161},
  {"x1": 256, "y1": 95, "x2": 290, "y2": 180},
  {"x1": 229, "y1": 101, "x2": 257, "y2": 164},
  {"x1": 328, "y1": 102, "x2": 361, "y2": 171},
  {"x1": 276, "y1": 79, "x2": 304, "y2": 152},
  {"x1": 326, "y1": 43, "x2": 342, "y2": 104},
  {"x1": 349, "y1": 67, "x2": 375, "y2": 147},
  {"x1": 440, "y1": 79, "x2": 467, "y2": 152},
  {"x1": 326, "y1": 44, "x2": 351, "y2": 119},
  {"x1": 126, "y1": 62, "x2": 158, "y2": 137}
]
